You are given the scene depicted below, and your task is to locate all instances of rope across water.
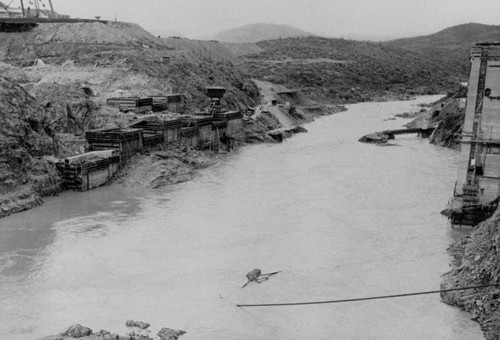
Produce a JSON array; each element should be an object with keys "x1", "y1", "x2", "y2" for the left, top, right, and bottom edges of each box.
[{"x1": 236, "y1": 283, "x2": 500, "y2": 307}]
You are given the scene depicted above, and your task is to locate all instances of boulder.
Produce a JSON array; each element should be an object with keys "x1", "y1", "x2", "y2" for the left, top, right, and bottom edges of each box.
[
  {"x1": 133, "y1": 321, "x2": 150, "y2": 329},
  {"x1": 157, "y1": 327, "x2": 186, "y2": 340},
  {"x1": 60, "y1": 324, "x2": 93, "y2": 338}
]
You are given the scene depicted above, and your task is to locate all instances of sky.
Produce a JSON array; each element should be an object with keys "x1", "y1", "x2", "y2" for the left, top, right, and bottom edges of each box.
[{"x1": 24, "y1": 0, "x2": 500, "y2": 40}]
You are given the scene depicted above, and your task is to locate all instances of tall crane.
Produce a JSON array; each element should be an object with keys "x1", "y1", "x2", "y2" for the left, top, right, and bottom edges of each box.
[{"x1": 20, "y1": 0, "x2": 56, "y2": 18}]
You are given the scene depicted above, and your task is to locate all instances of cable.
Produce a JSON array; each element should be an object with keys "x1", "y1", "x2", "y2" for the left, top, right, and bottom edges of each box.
[{"x1": 236, "y1": 283, "x2": 500, "y2": 308}]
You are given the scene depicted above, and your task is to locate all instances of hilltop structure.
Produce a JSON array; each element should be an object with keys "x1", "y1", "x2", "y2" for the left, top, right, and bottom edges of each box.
[{"x1": 449, "y1": 42, "x2": 500, "y2": 226}]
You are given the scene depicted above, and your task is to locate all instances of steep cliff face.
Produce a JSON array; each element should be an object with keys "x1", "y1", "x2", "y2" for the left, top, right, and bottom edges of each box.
[
  {"x1": 441, "y1": 210, "x2": 500, "y2": 340},
  {"x1": 0, "y1": 77, "x2": 61, "y2": 218},
  {"x1": 428, "y1": 96, "x2": 465, "y2": 149}
]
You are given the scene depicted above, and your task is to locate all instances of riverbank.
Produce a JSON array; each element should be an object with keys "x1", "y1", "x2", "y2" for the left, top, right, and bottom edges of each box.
[
  {"x1": 0, "y1": 69, "x2": 345, "y2": 219},
  {"x1": 441, "y1": 210, "x2": 500, "y2": 340}
]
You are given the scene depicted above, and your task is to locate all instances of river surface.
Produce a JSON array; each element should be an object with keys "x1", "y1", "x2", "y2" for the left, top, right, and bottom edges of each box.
[{"x1": 0, "y1": 96, "x2": 485, "y2": 340}]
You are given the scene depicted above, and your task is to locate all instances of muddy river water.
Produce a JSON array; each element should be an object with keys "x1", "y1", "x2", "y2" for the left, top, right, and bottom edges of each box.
[{"x1": 0, "y1": 96, "x2": 485, "y2": 339}]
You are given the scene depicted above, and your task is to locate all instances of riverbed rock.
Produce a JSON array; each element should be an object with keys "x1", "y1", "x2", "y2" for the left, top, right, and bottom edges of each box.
[
  {"x1": 60, "y1": 324, "x2": 93, "y2": 338},
  {"x1": 126, "y1": 320, "x2": 135, "y2": 327},
  {"x1": 133, "y1": 321, "x2": 150, "y2": 329},
  {"x1": 157, "y1": 327, "x2": 186, "y2": 340}
]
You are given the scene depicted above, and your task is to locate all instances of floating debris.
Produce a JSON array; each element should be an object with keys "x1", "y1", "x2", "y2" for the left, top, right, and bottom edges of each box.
[{"x1": 242, "y1": 268, "x2": 281, "y2": 288}]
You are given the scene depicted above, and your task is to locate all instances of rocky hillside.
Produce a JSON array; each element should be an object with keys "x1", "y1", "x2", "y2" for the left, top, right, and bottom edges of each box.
[
  {"x1": 211, "y1": 23, "x2": 315, "y2": 43},
  {"x1": 0, "y1": 78, "x2": 60, "y2": 217},
  {"x1": 427, "y1": 85, "x2": 467, "y2": 149},
  {"x1": 387, "y1": 23, "x2": 500, "y2": 78},
  {"x1": 240, "y1": 36, "x2": 458, "y2": 103}
]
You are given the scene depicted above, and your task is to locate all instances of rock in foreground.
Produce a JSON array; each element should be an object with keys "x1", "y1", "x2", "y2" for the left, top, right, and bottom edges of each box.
[{"x1": 157, "y1": 328, "x2": 186, "y2": 340}]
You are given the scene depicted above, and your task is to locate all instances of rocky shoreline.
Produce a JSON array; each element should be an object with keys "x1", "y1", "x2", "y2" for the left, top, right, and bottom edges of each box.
[
  {"x1": 42, "y1": 322, "x2": 186, "y2": 340},
  {"x1": 441, "y1": 210, "x2": 500, "y2": 340}
]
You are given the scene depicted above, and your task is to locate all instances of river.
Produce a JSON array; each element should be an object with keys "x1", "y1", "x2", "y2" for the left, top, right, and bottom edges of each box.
[{"x1": 0, "y1": 96, "x2": 484, "y2": 340}]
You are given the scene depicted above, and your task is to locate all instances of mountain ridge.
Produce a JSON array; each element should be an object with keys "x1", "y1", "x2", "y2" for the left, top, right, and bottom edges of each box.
[
  {"x1": 386, "y1": 23, "x2": 500, "y2": 76},
  {"x1": 211, "y1": 23, "x2": 315, "y2": 43}
]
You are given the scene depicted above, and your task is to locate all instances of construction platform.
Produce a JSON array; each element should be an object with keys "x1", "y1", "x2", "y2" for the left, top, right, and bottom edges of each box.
[
  {"x1": 448, "y1": 42, "x2": 500, "y2": 226},
  {"x1": 56, "y1": 150, "x2": 120, "y2": 191}
]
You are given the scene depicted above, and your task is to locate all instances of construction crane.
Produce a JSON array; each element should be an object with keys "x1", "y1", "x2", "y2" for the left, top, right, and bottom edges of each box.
[{"x1": 20, "y1": 0, "x2": 55, "y2": 18}]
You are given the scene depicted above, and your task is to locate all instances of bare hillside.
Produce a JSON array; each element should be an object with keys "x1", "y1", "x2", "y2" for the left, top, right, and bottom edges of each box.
[
  {"x1": 387, "y1": 23, "x2": 500, "y2": 77},
  {"x1": 162, "y1": 37, "x2": 240, "y2": 65}
]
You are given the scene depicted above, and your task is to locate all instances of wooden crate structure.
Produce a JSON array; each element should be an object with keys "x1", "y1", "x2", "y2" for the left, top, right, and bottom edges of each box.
[
  {"x1": 86, "y1": 128, "x2": 143, "y2": 158},
  {"x1": 56, "y1": 150, "x2": 121, "y2": 191},
  {"x1": 166, "y1": 94, "x2": 184, "y2": 113},
  {"x1": 136, "y1": 97, "x2": 153, "y2": 113},
  {"x1": 129, "y1": 118, "x2": 181, "y2": 144},
  {"x1": 106, "y1": 97, "x2": 153, "y2": 113}
]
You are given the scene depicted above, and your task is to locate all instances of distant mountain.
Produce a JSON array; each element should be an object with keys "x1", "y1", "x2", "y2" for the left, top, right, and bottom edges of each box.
[
  {"x1": 211, "y1": 23, "x2": 315, "y2": 43},
  {"x1": 387, "y1": 23, "x2": 500, "y2": 77}
]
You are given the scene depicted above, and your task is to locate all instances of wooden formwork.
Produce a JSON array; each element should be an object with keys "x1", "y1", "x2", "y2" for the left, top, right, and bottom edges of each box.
[
  {"x1": 164, "y1": 119, "x2": 182, "y2": 143},
  {"x1": 214, "y1": 111, "x2": 243, "y2": 137},
  {"x1": 143, "y1": 132, "x2": 164, "y2": 148},
  {"x1": 106, "y1": 97, "x2": 153, "y2": 113},
  {"x1": 180, "y1": 126, "x2": 199, "y2": 147},
  {"x1": 182, "y1": 115, "x2": 216, "y2": 147},
  {"x1": 129, "y1": 119, "x2": 181, "y2": 144},
  {"x1": 86, "y1": 128, "x2": 143, "y2": 158},
  {"x1": 57, "y1": 150, "x2": 121, "y2": 191}
]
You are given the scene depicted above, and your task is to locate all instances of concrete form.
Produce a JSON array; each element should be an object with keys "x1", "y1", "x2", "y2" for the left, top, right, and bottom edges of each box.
[
  {"x1": 214, "y1": 111, "x2": 243, "y2": 137},
  {"x1": 165, "y1": 94, "x2": 184, "y2": 113},
  {"x1": 107, "y1": 95, "x2": 184, "y2": 113},
  {"x1": 129, "y1": 118, "x2": 182, "y2": 146},
  {"x1": 86, "y1": 128, "x2": 143, "y2": 159},
  {"x1": 57, "y1": 150, "x2": 120, "y2": 191},
  {"x1": 182, "y1": 115, "x2": 214, "y2": 148},
  {"x1": 451, "y1": 43, "x2": 500, "y2": 226},
  {"x1": 180, "y1": 126, "x2": 198, "y2": 147},
  {"x1": 106, "y1": 97, "x2": 153, "y2": 113}
]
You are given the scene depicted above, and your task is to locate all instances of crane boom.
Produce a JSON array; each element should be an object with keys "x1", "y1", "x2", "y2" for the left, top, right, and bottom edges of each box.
[{"x1": 48, "y1": 0, "x2": 54, "y2": 17}]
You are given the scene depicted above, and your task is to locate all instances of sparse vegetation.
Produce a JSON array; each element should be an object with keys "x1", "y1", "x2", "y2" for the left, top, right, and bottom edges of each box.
[{"x1": 240, "y1": 36, "x2": 458, "y2": 103}]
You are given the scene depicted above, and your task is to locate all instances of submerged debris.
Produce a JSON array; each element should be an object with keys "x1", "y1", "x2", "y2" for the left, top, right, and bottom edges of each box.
[
  {"x1": 358, "y1": 133, "x2": 388, "y2": 144},
  {"x1": 242, "y1": 268, "x2": 281, "y2": 288}
]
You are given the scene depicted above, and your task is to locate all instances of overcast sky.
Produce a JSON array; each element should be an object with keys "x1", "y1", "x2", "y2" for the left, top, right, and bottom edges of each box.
[{"x1": 43, "y1": 0, "x2": 500, "y2": 40}]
